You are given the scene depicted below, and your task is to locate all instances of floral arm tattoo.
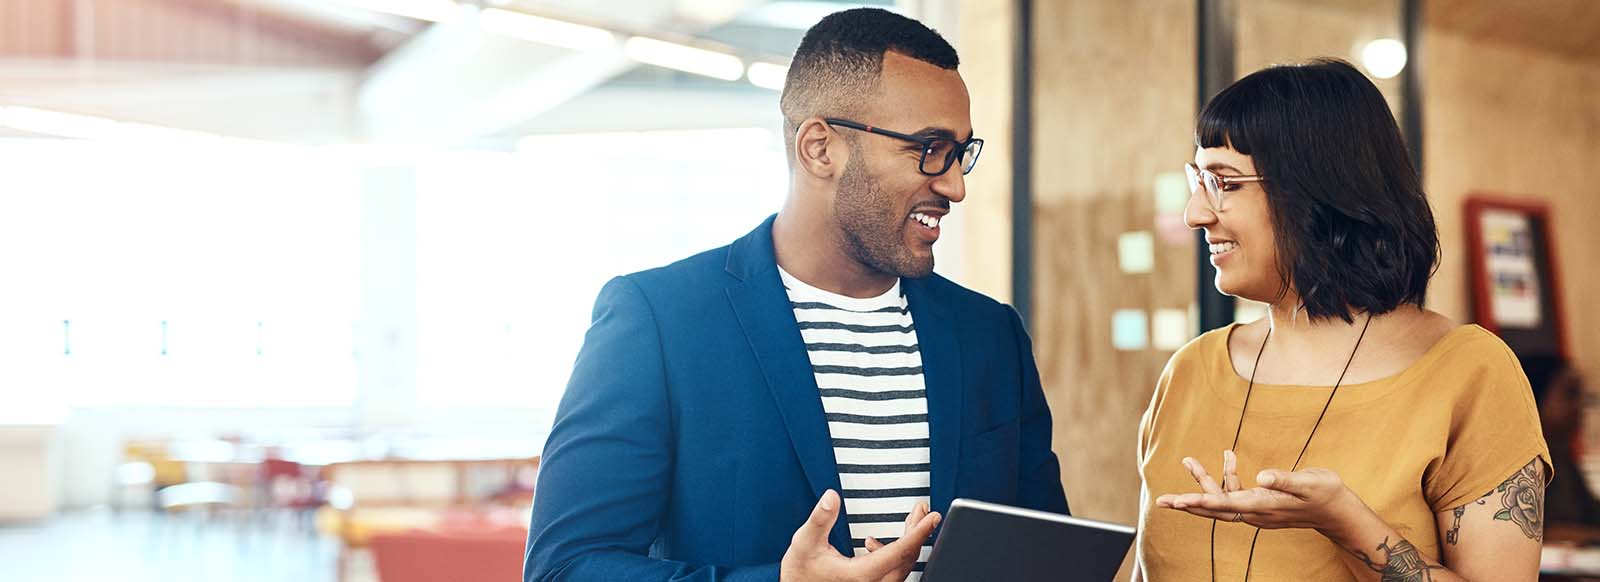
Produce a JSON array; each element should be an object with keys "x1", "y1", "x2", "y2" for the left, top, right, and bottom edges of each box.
[
  {"x1": 1445, "y1": 457, "x2": 1546, "y2": 546},
  {"x1": 1344, "y1": 458, "x2": 1544, "y2": 581},
  {"x1": 1492, "y1": 458, "x2": 1546, "y2": 541}
]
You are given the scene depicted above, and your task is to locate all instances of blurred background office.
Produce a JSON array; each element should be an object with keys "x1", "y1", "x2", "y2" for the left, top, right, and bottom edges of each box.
[{"x1": 0, "y1": 1, "x2": 1595, "y2": 581}]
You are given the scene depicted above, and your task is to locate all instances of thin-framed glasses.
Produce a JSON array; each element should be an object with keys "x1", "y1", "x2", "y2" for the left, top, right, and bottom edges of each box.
[
  {"x1": 824, "y1": 118, "x2": 984, "y2": 176},
  {"x1": 1185, "y1": 162, "x2": 1266, "y2": 210}
]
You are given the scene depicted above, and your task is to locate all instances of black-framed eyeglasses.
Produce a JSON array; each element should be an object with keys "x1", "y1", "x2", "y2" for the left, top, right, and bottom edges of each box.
[
  {"x1": 1185, "y1": 162, "x2": 1266, "y2": 211},
  {"x1": 824, "y1": 118, "x2": 984, "y2": 176}
]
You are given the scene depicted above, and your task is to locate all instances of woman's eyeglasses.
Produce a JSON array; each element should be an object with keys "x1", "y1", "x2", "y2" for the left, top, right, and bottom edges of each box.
[{"x1": 1185, "y1": 162, "x2": 1266, "y2": 210}]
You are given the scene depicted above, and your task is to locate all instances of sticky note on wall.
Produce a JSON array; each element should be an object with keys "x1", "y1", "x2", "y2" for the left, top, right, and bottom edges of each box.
[
  {"x1": 1118, "y1": 231, "x2": 1155, "y2": 274},
  {"x1": 1152, "y1": 308, "x2": 1191, "y2": 351},
  {"x1": 1112, "y1": 309, "x2": 1148, "y2": 351}
]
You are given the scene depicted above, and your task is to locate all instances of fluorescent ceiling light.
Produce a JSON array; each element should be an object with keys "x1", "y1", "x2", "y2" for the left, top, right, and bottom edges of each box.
[
  {"x1": 479, "y1": 8, "x2": 617, "y2": 51},
  {"x1": 0, "y1": 105, "x2": 261, "y2": 146},
  {"x1": 623, "y1": 37, "x2": 744, "y2": 81},
  {"x1": 746, "y1": 62, "x2": 788, "y2": 91},
  {"x1": 317, "y1": 143, "x2": 434, "y2": 165},
  {"x1": 676, "y1": 0, "x2": 749, "y2": 25},
  {"x1": 741, "y1": 2, "x2": 898, "y2": 30},
  {"x1": 325, "y1": 0, "x2": 460, "y2": 23},
  {"x1": 0, "y1": 105, "x2": 121, "y2": 139},
  {"x1": 518, "y1": 128, "x2": 775, "y2": 159}
]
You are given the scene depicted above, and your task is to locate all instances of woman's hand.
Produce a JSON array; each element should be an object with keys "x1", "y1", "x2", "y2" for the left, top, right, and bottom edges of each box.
[{"x1": 1154, "y1": 451, "x2": 1369, "y2": 535}]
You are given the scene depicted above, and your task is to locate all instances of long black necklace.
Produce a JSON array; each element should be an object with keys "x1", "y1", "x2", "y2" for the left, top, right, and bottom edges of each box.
[{"x1": 1209, "y1": 314, "x2": 1373, "y2": 582}]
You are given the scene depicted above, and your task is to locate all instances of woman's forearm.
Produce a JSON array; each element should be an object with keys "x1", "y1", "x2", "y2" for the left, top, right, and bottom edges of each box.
[{"x1": 1319, "y1": 489, "x2": 1468, "y2": 582}]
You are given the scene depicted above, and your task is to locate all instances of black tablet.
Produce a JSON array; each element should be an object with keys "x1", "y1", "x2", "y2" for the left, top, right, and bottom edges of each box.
[{"x1": 922, "y1": 498, "x2": 1136, "y2": 582}]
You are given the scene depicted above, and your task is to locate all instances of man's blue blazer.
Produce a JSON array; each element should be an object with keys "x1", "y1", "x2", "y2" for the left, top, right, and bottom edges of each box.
[{"x1": 525, "y1": 216, "x2": 1068, "y2": 581}]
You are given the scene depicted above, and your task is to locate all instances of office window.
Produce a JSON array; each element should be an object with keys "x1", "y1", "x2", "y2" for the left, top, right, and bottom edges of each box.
[
  {"x1": 0, "y1": 140, "x2": 360, "y2": 407},
  {"x1": 414, "y1": 129, "x2": 787, "y2": 409}
]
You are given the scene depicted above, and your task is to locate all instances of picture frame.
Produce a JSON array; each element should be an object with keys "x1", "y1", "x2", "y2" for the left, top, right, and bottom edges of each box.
[{"x1": 1463, "y1": 195, "x2": 1568, "y2": 359}]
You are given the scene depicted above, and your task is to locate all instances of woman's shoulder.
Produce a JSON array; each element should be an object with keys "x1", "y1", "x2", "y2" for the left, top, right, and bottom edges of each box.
[
  {"x1": 1153, "y1": 322, "x2": 1239, "y2": 395},
  {"x1": 1421, "y1": 319, "x2": 1516, "y2": 366},
  {"x1": 1403, "y1": 312, "x2": 1527, "y2": 388},
  {"x1": 1168, "y1": 322, "x2": 1237, "y2": 369},
  {"x1": 1143, "y1": 323, "x2": 1237, "y2": 451}
]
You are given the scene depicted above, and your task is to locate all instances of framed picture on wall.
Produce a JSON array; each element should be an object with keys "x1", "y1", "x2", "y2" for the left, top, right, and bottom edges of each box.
[{"x1": 1464, "y1": 196, "x2": 1568, "y2": 359}]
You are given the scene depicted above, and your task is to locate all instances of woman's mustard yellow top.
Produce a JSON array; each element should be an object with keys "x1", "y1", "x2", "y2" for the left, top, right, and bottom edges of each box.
[{"x1": 1136, "y1": 324, "x2": 1550, "y2": 581}]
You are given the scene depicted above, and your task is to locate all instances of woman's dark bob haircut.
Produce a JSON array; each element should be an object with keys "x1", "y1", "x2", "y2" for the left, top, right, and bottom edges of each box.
[{"x1": 1197, "y1": 58, "x2": 1438, "y2": 323}]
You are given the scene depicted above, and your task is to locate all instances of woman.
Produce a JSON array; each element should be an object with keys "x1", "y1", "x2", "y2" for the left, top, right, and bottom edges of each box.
[{"x1": 1133, "y1": 59, "x2": 1550, "y2": 581}]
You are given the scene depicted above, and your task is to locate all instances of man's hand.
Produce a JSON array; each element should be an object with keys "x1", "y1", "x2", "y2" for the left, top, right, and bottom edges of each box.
[
  {"x1": 863, "y1": 500, "x2": 938, "y2": 581},
  {"x1": 780, "y1": 490, "x2": 941, "y2": 582}
]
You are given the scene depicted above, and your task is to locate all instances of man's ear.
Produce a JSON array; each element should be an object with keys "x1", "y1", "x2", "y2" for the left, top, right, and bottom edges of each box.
[{"x1": 794, "y1": 117, "x2": 846, "y2": 180}]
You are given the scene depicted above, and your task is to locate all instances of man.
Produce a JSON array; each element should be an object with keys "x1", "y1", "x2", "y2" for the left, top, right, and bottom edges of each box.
[{"x1": 525, "y1": 8, "x2": 1067, "y2": 582}]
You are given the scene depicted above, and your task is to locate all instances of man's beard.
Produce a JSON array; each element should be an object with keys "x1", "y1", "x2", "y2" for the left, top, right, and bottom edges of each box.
[{"x1": 832, "y1": 158, "x2": 934, "y2": 279}]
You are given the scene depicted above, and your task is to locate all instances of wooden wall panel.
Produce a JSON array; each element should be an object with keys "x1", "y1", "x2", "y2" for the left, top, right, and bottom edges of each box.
[
  {"x1": 1030, "y1": 0, "x2": 1196, "y2": 532},
  {"x1": 1237, "y1": 0, "x2": 1404, "y2": 117},
  {"x1": 0, "y1": 0, "x2": 380, "y2": 65},
  {"x1": 0, "y1": 0, "x2": 70, "y2": 56},
  {"x1": 87, "y1": 0, "x2": 379, "y2": 65},
  {"x1": 1429, "y1": 0, "x2": 1600, "y2": 61},
  {"x1": 1423, "y1": 30, "x2": 1600, "y2": 391},
  {"x1": 951, "y1": 0, "x2": 1014, "y2": 303}
]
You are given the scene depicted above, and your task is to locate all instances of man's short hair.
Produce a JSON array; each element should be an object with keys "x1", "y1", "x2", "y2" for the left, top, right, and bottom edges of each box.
[{"x1": 780, "y1": 8, "x2": 959, "y2": 158}]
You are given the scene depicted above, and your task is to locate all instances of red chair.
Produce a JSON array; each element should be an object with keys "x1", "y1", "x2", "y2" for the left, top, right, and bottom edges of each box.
[
  {"x1": 258, "y1": 458, "x2": 323, "y2": 530},
  {"x1": 369, "y1": 527, "x2": 527, "y2": 582}
]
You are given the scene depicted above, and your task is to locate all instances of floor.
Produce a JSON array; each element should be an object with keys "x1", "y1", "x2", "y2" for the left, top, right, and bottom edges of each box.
[{"x1": 0, "y1": 507, "x2": 373, "y2": 582}]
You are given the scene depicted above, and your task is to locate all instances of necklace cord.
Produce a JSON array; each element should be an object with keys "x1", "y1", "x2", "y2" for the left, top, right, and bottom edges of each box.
[{"x1": 1210, "y1": 314, "x2": 1373, "y2": 582}]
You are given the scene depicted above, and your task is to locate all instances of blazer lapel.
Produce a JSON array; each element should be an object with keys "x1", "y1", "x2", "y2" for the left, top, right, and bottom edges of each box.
[
  {"x1": 724, "y1": 216, "x2": 852, "y2": 554},
  {"x1": 904, "y1": 277, "x2": 964, "y2": 516}
]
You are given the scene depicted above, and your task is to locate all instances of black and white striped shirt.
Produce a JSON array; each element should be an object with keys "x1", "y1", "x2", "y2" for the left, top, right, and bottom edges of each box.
[{"x1": 780, "y1": 267, "x2": 931, "y2": 581}]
